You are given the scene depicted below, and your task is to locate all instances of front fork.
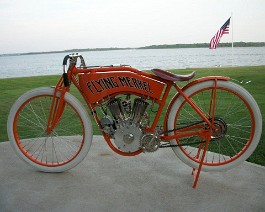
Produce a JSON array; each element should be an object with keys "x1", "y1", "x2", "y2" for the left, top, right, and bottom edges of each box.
[
  {"x1": 46, "y1": 77, "x2": 68, "y2": 134},
  {"x1": 46, "y1": 54, "x2": 75, "y2": 134}
]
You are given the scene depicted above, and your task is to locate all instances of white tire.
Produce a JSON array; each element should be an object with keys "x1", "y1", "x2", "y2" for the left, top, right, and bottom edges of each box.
[
  {"x1": 7, "y1": 87, "x2": 93, "y2": 172},
  {"x1": 167, "y1": 80, "x2": 262, "y2": 172}
]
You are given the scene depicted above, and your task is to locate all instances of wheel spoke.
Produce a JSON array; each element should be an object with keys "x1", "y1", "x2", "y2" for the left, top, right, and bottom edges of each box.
[
  {"x1": 13, "y1": 93, "x2": 85, "y2": 168},
  {"x1": 172, "y1": 82, "x2": 256, "y2": 170}
]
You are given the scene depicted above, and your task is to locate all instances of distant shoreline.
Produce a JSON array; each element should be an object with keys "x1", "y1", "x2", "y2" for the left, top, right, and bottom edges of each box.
[{"x1": 1, "y1": 42, "x2": 264, "y2": 57}]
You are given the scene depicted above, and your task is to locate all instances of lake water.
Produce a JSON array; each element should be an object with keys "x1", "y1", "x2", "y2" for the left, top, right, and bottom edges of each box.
[{"x1": 0, "y1": 47, "x2": 264, "y2": 79}]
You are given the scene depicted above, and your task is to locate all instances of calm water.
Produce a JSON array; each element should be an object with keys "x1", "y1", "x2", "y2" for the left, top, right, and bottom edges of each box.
[{"x1": 0, "y1": 47, "x2": 264, "y2": 79}]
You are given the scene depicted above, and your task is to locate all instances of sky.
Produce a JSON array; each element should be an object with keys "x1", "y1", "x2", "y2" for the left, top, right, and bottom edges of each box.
[{"x1": 0, "y1": 0, "x2": 265, "y2": 54}]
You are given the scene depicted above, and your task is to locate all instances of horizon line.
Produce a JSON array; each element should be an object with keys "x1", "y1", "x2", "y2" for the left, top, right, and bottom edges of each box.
[{"x1": 1, "y1": 41, "x2": 264, "y2": 57}]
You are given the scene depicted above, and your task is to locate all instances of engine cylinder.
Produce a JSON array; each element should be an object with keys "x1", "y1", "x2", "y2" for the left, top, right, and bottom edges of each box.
[
  {"x1": 130, "y1": 98, "x2": 149, "y2": 123},
  {"x1": 107, "y1": 98, "x2": 125, "y2": 121}
]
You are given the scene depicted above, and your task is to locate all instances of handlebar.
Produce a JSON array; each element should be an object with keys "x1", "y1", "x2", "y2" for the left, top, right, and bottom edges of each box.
[
  {"x1": 62, "y1": 53, "x2": 86, "y2": 87},
  {"x1": 62, "y1": 55, "x2": 71, "y2": 66},
  {"x1": 62, "y1": 53, "x2": 86, "y2": 73}
]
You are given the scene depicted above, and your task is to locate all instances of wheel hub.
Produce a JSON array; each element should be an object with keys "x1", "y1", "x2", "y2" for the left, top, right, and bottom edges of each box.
[{"x1": 211, "y1": 117, "x2": 227, "y2": 140}]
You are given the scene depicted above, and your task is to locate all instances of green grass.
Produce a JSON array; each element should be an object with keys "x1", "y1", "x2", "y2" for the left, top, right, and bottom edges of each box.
[{"x1": 0, "y1": 66, "x2": 264, "y2": 166}]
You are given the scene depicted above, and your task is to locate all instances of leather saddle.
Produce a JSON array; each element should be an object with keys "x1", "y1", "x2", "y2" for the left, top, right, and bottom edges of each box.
[{"x1": 152, "y1": 68, "x2": 195, "y2": 81}]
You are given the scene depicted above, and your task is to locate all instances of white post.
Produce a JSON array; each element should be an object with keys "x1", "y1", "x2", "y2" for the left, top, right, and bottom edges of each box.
[{"x1": 231, "y1": 12, "x2": 234, "y2": 66}]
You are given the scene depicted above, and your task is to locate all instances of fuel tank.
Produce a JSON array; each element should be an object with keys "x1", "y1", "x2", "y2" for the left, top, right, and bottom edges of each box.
[{"x1": 78, "y1": 67, "x2": 165, "y2": 103}]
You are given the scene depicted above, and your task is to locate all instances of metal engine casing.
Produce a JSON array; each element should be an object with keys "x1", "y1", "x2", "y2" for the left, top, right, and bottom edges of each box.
[
  {"x1": 114, "y1": 122, "x2": 142, "y2": 153},
  {"x1": 100, "y1": 96, "x2": 149, "y2": 153},
  {"x1": 100, "y1": 115, "x2": 115, "y2": 135}
]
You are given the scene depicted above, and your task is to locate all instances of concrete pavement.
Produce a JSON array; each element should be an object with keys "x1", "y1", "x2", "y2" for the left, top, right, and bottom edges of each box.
[{"x1": 1, "y1": 136, "x2": 265, "y2": 212}]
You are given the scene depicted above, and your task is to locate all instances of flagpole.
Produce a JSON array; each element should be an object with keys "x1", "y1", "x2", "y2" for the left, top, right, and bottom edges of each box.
[{"x1": 231, "y1": 12, "x2": 234, "y2": 66}]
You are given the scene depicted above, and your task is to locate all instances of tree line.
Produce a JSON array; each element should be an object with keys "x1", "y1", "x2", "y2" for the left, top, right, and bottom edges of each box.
[{"x1": 139, "y1": 42, "x2": 265, "y2": 49}]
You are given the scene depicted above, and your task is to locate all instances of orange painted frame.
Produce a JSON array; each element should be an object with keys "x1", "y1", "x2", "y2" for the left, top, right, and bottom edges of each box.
[
  {"x1": 51, "y1": 64, "x2": 230, "y2": 154},
  {"x1": 48, "y1": 61, "x2": 232, "y2": 188}
]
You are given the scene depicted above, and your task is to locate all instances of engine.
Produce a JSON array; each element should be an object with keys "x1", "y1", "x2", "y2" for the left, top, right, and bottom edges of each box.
[{"x1": 100, "y1": 96, "x2": 149, "y2": 153}]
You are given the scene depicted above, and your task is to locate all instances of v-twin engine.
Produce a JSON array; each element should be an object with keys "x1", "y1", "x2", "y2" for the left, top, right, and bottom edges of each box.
[
  {"x1": 106, "y1": 97, "x2": 149, "y2": 123},
  {"x1": 100, "y1": 96, "x2": 149, "y2": 153}
]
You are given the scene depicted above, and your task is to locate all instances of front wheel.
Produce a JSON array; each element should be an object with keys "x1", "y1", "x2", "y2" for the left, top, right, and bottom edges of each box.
[
  {"x1": 7, "y1": 87, "x2": 93, "y2": 172},
  {"x1": 167, "y1": 80, "x2": 262, "y2": 172}
]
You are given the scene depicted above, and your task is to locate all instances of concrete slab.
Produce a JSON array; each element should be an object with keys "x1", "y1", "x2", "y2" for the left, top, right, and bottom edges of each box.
[{"x1": 0, "y1": 136, "x2": 265, "y2": 212}]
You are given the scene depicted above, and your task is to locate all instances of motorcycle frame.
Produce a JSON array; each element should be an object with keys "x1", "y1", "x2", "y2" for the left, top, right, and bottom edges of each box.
[
  {"x1": 49, "y1": 60, "x2": 228, "y2": 145},
  {"x1": 47, "y1": 55, "x2": 230, "y2": 188}
]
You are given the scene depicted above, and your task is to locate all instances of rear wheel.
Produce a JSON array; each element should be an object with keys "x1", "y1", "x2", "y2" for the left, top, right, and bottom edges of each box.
[
  {"x1": 167, "y1": 80, "x2": 262, "y2": 172},
  {"x1": 7, "y1": 87, "x2": 93, "y2": 172}
]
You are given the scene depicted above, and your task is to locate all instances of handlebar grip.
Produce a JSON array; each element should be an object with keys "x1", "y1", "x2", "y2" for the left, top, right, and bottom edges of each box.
[
  {"x1": 63, "y1": 55, "x2": 71, "y2": 66},
  {"x1": 63, "y1": 73, "x2": 70, "y2": 87}
]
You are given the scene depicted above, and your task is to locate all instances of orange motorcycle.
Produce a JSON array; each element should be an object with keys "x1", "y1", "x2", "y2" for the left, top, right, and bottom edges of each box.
[{"x1": 7, "y1": 53, "x2": 262, "y2": 187}]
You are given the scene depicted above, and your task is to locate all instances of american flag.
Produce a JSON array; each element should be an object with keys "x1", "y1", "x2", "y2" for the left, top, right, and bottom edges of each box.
[{"x1": 210, "y1": 17, "x2": 231, "y2": 49}]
